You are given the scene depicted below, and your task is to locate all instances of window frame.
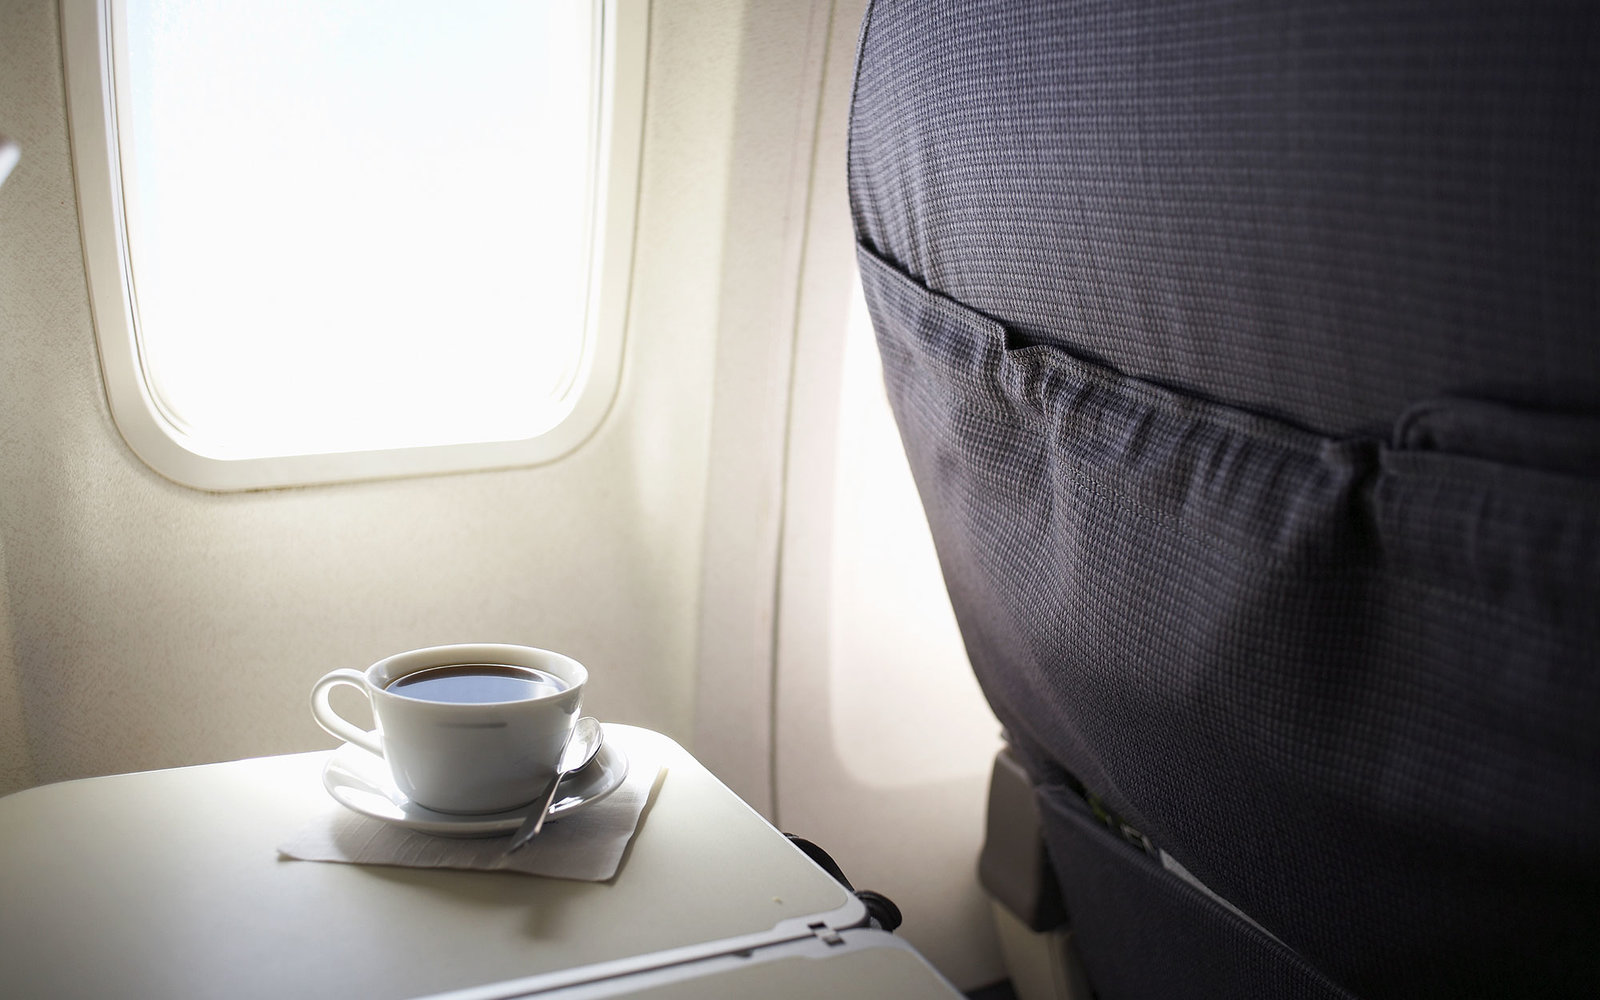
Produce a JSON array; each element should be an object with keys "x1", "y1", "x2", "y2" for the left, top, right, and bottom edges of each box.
[{"x1": 61, "y1": 0, "x2": 646, "y2": 491}]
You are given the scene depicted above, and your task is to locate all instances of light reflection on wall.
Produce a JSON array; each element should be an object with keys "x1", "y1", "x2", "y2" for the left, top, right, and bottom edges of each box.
[{"x1": 826, "y1": 282, "x2": 1001, "y2": 790}]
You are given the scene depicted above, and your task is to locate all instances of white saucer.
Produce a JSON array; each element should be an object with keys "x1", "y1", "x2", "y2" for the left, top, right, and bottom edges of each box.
[{"x1": 322, "y1": 737, "x2": 629, "y2": 838}]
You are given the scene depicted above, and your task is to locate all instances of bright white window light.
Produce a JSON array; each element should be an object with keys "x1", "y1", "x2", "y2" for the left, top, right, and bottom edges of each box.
[
  {"x1": 62, "y1": 0, "x2": 645, "y2": 488},
  {"x1": 121, "y1": 0, "x2": 595, "y2": 456}
]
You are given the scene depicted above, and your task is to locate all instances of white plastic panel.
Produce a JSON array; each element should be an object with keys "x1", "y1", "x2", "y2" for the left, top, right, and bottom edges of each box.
[
  {"x1": 2, "y1": 0, "x2": 737, "y2": 797},
  {"x1": 768, "y1": 4, "x2": 1006, "y2": 991},
  {"x1": 428, "y1": 930, "x2": 962, "y2": 999}
]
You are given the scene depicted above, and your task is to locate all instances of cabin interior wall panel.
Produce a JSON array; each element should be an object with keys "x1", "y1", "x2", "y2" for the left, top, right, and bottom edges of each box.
[
  {"x1": 767, "y1": 1, "x2": 1007, "y2": 990},
  {"x1": 691, "y1": 0, "x2": 834, "y2": 818},
  {"x1": 0, "y1": 2, "x2": 1010, "y2": 990},
  {"x1": 0, "y1": 534, "x2": 30, "y2": 794},
  {"x1": 0, "y1": 0, "x2": 754, "y2": 790}
]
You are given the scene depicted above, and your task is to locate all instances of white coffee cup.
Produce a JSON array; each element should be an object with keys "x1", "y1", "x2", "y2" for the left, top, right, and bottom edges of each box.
[{"x1": 311, "y1": 643, "x2": 587, "y2": 815}]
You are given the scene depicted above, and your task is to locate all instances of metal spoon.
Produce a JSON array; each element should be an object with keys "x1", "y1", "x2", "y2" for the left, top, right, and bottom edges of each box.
[{"x1": 506, "y1": 717, "x2": 603, "y2": 853}]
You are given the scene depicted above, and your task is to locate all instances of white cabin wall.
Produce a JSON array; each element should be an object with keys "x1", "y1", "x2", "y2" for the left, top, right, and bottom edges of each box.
[
  {"x1": 0, "y1": 0, "x2": 761, "y2": 794},
  {"x1": 768, "y1": 1, "x2": 1008, "y2": 990},
  {"x1": 0, "y1": 534, "x2": 30, "y2": 793},
  {"x1": 0, "y1": 6, "x2": 31, "y2": 794},
  {"x1": 1, "y1": 0, "x2": 1011, "y2": 989},
  {"x1": 691, "y1": 0, "x2": 836, "y2": 817}
]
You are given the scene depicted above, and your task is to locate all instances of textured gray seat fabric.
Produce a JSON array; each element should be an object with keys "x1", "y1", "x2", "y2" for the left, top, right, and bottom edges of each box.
[{"x1": 848, "y1": 2, "x2": 1599, "y2": 998}]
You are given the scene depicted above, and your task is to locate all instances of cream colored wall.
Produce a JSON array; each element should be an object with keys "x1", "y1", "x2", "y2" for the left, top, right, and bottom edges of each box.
[
  {"x1": 1, "y1": 1, "x2": 1009, "y2": 989},
  {"x1": 762, "y1": 4, "x2": 1008, "y2": 990},
  {"x1": 0, "y1": 536, "x2": 33, "y2": 793},
  {"x1": 692, "y1": 0, "x2": 837, "y2": 817},
  {"x1": 0, "y1": 0, "x2": 757, "y2": 794}
]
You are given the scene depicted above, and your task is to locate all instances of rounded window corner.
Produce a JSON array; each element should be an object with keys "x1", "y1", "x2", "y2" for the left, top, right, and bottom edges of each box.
[{"x1": 64, "y1": 0, "x2": 646, "y2": 492}]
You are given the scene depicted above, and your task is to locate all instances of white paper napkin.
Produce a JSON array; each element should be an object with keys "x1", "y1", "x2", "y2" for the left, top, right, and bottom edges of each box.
[{"x1": 278, "y1": 752, "x2": 663, "y2": 882}]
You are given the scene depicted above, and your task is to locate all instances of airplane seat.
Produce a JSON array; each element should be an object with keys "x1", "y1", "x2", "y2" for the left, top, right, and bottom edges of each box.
[{"x1": 846, "y1": 2, "x2": 1600, "y2": 998}]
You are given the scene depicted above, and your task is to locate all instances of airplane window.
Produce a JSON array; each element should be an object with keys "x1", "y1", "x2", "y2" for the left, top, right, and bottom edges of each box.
[{"x1": 62, "y1": 0, "x2": 644, "y2": 489}]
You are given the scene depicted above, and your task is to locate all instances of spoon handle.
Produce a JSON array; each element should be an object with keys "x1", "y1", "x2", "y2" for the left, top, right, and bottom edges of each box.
[
  {"x1": 505, "y1": 717, "x2": 601, "y2": 854},
  {"x1": 506, "y1": 767, "x2": 565, "y2": 853}
]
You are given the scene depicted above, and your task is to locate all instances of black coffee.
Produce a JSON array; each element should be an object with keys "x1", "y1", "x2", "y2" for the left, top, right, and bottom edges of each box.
[{"x1": 387, "y1": 663, "x2": 567, "y2": 704}]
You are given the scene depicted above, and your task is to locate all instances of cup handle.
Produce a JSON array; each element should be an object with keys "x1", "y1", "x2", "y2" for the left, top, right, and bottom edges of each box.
[{"x1": 311, "y1": 668, "x2": 383, "y2": 758}]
